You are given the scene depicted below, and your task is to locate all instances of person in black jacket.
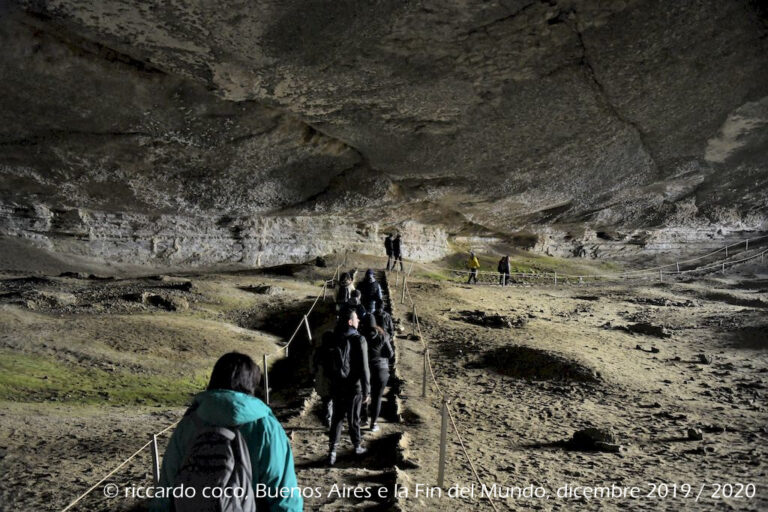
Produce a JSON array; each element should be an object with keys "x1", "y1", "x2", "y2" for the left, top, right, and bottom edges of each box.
[
  {"x1": 360, "y1": 315, "x2": 394, "y2": 432},
  {"x1": 357, "y1": 269, "x2": 383, "y2": 315},
  {"x1": 374, "y1": 308, "x2": 395, "y2": 341},
  {"x1": 498, "y1": 255, "x2": 511, "y2": 286},
  {"x1": 339, "y1": 289, "x2": 367, "y2": 321},
  {"x1": 384, "y1": 234, "x2": 394, "y2": 270},
  {"x1": 392, "y1": 234, "x2": 404, "y2": 271},
  {"x1": 328, "y1": 309, "x2": 370, "y2": 465},
  {"x1": 335, "y1": 272, "x2": 354, "y2": 313}
]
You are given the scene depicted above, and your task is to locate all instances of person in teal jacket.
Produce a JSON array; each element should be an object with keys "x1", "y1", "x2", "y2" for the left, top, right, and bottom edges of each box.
[{"x1": 151, "y1": 352, "x2": 302, "y2": 512}]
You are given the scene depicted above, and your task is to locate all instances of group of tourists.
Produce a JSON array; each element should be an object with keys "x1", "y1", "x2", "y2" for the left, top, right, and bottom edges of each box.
[
  {"x1": 150, "y1": 234, "x2": 520, "y2": 512},
  {"x1": 315, "y1": 268, "x2": 395, "y2": 465},
  {"x1": 465, "y1": 251, "x2": 513, "y2": 286},
  {"x1": 384, "y1": 233, "x2": 404, "y2": 271}
]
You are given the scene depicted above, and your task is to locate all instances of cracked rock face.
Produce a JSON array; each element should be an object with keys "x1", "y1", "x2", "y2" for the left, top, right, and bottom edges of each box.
[{"x1": 1, "y1": 0, "x2": 767, "y2": 268}]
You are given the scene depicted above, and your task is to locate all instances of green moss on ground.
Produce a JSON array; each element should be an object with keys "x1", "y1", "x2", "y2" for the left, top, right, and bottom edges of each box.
[{"x1": 0, "y1": 350, "x2": 209, "y2": 406}]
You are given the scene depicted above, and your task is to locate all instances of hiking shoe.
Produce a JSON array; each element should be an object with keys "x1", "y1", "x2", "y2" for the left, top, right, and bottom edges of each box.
[
  {"x1": 354, "y1": 445, "x2": 367, "y2": 456},
  {"x1": 370, "y1": 423, "x2": 380, "y2": 432},
  {"x1": 328, "y1": 451, "x2": 337, "y2": 466}
]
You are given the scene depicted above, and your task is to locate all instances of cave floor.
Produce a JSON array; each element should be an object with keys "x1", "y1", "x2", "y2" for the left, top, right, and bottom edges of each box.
[{"x1": 0, "y1": 255, "x2": 766, "y2": 511}]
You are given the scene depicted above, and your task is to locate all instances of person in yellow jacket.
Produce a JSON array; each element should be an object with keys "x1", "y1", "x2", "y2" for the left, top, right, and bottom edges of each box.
[{"x1": 466, "y1": 251, "x2": 480, "y2": 284}]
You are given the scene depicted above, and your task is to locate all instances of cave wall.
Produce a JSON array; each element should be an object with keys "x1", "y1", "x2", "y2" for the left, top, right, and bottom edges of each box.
[{"x1": 1, "y1": 1, "x2": 767, "y2": 268}]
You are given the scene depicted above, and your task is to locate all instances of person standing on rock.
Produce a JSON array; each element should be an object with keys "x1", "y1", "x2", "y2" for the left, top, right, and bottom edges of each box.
[
  {"x1": 466, "y1": 251, "x2": 480, "y2": 284},
  {"x1": 328, "y1": 309, "x2": 370, "y2": 465},
  {"x1": 361, "y1": 315, "x2": 394, "y2": 433},
  {"x1": 498, "y1": 255, "x2": 511, "y2": 286},
  {"x1": 152, "y1": 352, "x2": 302, "y2": 512},
  {"x1": 357, "y1": 269, "x2": 383, "y2": 315},
  {"x1": 392, "y1": 234, "x2": 404, "y2": 271},
  {"x1": 384, "y1": 233, "x2": 394, "y2": 270}
]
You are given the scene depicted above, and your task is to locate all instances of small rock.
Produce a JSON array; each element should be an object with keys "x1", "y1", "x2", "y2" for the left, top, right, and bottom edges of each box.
[
  {"x1": 687, "y1": 428, "x2": 703, "y2": 441},
  {"x1": 570, "y1": 427, "x2": 617, "y2": 451},
  {"x1": 696, "y1": 353, "x2": 713, "y2": 364}
]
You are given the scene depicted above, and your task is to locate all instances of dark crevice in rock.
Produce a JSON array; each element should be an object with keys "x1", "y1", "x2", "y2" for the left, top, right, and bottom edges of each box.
[
  {"x1": 0, "y1": 130, "x2": 152, "y2": 146},
  {"x1": 564, "y1": 12, "x2": 660, "y2": 173},
  {"x1": 19, "y1": 14, "x2": 164, "y2": 76},
  {"x1": 464, "y1": 1, "x2": 539, "y2": 36}
]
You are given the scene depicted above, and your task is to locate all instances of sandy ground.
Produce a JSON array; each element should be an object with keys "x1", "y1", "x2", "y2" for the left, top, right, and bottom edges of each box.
[{"x1": 0, "y1": 252, "x2": 766, "y2": 511}]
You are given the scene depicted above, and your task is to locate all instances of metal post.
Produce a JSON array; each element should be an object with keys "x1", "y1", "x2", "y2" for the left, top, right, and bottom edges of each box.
[
  {"x1": 262, "y1": 354, "x2": 270, "y2": 405},
  {"x1": 401, "y1": 277, "x2": 407, "y2": 305},
  {"x1": 746, "y1": 239, "x2": 749, "y2": 251},
  {"x1": 322, "y1": 283, "x2": 327, "y2": 301},
  {"x1": 725, "y1": 246, "x2": 728, "y2": 258},
  {"x1": 150, "y1": 434, "x2": 160, "y2": 485},
  {"x1": 722, "y1": 262, "x2": 725, "y2": 274},
  {"x1": 304, "y1": 314, "x2": 312, "y2": 341},
  {"x1": 437, "y1": 399, "x2": 449, "y2": 488},
  {"x1": 412, "y1": 305, "x2": 417, "y2": 337},
  {"x1": 421, "y1": 349, "x2": 428, "y2": 398},
  {"x1": 554, "y1": 272, "x2": 557, "y2": 285},
  {"x1": 676, "y1": 262, "x2": 680, "y2": 273},
  {"x1": 659, "y1": 269, "x2": 663, "y2": 281}
]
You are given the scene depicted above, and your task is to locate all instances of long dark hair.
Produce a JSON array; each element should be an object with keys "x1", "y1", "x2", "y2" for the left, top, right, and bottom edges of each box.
[{"x1": 207, "y1": 352, "x2": 261, "y2": 396}]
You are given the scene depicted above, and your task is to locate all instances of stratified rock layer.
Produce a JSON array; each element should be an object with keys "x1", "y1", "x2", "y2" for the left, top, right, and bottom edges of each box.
[{"x1": 1, "y1": 1, "x2": 767, "y2": 268}]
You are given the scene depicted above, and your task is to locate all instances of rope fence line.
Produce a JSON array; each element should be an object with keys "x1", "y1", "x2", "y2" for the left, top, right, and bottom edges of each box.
[
  {"x1": 394, "y1": 234, "x2": 767, "y2": 509},
  {"x1": 399, "y1": 268, "x2": 501, "y2": 512},
  {"x1": 409, "y1": 233, "x2": 768, "y2": 284},
  {"x1": 59, "y1": 259, "x2": 345, "y2": 512}
]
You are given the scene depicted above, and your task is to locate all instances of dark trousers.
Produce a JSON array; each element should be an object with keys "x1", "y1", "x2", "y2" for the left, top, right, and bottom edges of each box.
[
  {"x1": 321, "y1": 396, "x2": 333, "y2": 426},
  {"x1": 368, "y1": 366, "x2": 389, "y2": 426},
  {"x1": 386, "y1": 254, "x2": 393, "y2": 270},
  {"x1": 467, "y1": 269, "x2": 478, "y2": 284},
  {"x1": 392, "y1": 254, "x2": 403, "y2": 271},
  {"x1": 329, "y1": 392, "x2": 362, "y2": 451},
  {"x1": 499, "y1": 273, "x2": 510, "y2": 286}
]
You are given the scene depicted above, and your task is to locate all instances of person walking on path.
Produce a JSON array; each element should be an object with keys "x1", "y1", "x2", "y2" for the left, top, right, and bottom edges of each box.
[
  {"x1": 335, "y1": 272, "x2": 355, "y2": 314},
  {"x1": 357, "y1": 269, "x2": 383, "y2": 315},
  {"x1": 498, "y1": 255, "x2": 511, "y2": 286},
  {"x1": 392, "y1": 234, "x2": 404, "y2": 271},
  {"x1": 313, "y1": 331, "x2": 336, "y2": 427},
  {"x1": 153, "y1": 352, "x2": 302, "y2": 512},
  {"x1": 384, "y1": 234, "x2": 394, "y2": 270},
  {"x1": 361, "y1": 315, "x2": 394, "y2": 432},
  {"x1": 374, "y1": 308, "x2": 395, "y2": 341},
  {"x1": 466, "y1": 251, "x2": 480, "y2": 284},
  {"x1": 328, "y1": 310, "x2": 370, "y2": 465}
]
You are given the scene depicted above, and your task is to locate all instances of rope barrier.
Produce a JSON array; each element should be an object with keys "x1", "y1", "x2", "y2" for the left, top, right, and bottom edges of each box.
[
  {"x1": 59, "y1": 418, "x2": 182, "y2": 512},
  {"x1": 401, "y1": 270, "x2": 500, "y2": 511},
  {"x1": 60, "y1": 261, "x2": 345, "y2": 512},
  {"x1": 409, "y1": 232, "x2": 768, "y2": 283}
]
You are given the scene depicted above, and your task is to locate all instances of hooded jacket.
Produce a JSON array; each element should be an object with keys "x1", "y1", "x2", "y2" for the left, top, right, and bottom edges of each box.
[
  {"x1": 358, "y1": 273, "x2": 383, "y2": 313},
  {"x1": 151, "y1": 389, "x2": 302, "y2": 512},
  {"x1": 467, "y1": 255, "x2": 480, "y2": 269}
]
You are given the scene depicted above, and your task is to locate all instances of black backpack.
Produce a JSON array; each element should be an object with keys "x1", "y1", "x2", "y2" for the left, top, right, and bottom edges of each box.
[{"x1": 330, "y1": 336, "x2": 351, "y2": 381}]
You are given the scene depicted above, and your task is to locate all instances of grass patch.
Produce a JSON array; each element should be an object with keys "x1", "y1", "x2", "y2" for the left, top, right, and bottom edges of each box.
[
  {"x1": 437, "y1": 247, "x2": 623, "y2": 277},
  {"x1": 0, "y1": 350, "x2": 209, "y2": 406}
]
